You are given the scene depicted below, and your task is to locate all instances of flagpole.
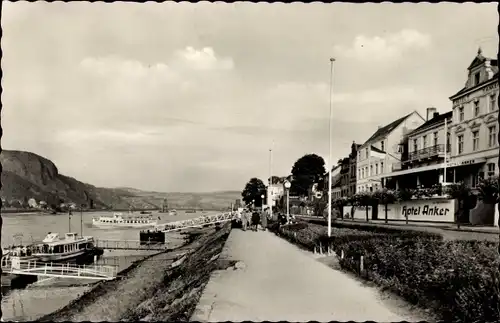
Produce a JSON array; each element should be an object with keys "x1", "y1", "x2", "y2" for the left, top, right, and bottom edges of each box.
[
  {"x1": 269, "y1": 146, "x2": 273, "y2": 220},
  {"x1": 444, "y1": 118, "x2": 448, "y2": 185},
  {"x1": 328, "y1": 58, "x2": 335, "y2": 237}
]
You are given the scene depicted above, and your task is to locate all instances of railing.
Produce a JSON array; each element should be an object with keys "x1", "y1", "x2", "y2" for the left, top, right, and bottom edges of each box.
[
  {"x1": 94, "y1": 239, "x2": 167, "y2": 251},
  {"x1": 155, "y1": 212, "x2": 234, "y2": 232},
  {"x1": 406, "y1": 144, "x2": 450, "y2": 162},
  {"x1": 1, "y1": 258, "x2": 117, "y2": 280}
]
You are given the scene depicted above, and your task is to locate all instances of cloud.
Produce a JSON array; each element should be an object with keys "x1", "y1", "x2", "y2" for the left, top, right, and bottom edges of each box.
[
  {"x1": 334, "y1": 29, "x2": 431, "y2": 61},
  {"x1": 2, "y1": 3, "x2": 496, "y2": 192}
]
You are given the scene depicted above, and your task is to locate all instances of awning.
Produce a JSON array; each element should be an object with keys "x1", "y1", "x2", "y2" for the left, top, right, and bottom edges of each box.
[{"x1": 382, "y1": 157, "x2": 486, "y2": 178}]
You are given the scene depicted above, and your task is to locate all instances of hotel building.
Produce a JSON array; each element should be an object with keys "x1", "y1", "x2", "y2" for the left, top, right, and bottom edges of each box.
[
  {"x1": 448, "y1": 48, "x2": 498, "y2": 186},
  {"x1": 381, "y1": 108, "x2": 452, "y2": 189},
  {"x1": 356, "y1": 111, "x2": 426, "y2": 192}
]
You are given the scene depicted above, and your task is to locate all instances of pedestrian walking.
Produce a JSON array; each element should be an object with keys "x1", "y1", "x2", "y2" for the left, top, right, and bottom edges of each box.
[
  {"x1": 260, "y1": 207, "x2": 268, "y2": 231},
  {"x1": 251, "y1": 211, "x2": 260, "y2": 231},
  {"x1": 241, "y1": 209, "x2": 248, "y2": 231}
]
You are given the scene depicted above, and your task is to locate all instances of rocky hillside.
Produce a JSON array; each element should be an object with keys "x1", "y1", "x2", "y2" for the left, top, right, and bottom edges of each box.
[{"x1": 0, "y1": 150, "x2": 240, "y2": 211}]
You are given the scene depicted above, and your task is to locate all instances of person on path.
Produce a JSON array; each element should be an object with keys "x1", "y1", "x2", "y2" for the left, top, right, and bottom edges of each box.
[
  {"x1": 260, "y1": 207, "x2": 269, "y2": 231},
  {"x1": 241, "y1": 209, "x2": 248, "y2": 231},
  {"x1": 251, "y1": 210, "x2": 260, "y2": 232}
]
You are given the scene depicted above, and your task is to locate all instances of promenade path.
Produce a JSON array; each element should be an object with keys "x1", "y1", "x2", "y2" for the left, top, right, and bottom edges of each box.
[{"x1": 191, "y1": 229, "x2": 427, "y2": 322}]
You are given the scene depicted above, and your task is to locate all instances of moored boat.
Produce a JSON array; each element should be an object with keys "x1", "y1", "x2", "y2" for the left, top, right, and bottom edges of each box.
[
  {"x1": 92, "y1": 213, "x2": 159, "y2": 228},
  {"x1": 32, "y1": 232, "x2": 97, "y2": 262},
  {"x1": 168, "y1": 209, "x2": 177, "y2": 216}
]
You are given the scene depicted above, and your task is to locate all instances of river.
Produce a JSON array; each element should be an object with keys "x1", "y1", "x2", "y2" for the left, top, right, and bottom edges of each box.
[{"x1": 1, "y1": 210, "x2": 216, "y2": 321}]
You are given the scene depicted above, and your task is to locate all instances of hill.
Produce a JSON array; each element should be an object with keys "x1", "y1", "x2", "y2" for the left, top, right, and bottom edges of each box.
[{"x1": 0, "y1": 150, "x2": 241, "y2": 211}]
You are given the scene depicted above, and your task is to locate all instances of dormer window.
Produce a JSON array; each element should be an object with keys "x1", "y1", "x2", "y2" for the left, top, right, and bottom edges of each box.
[
  {"x1": 474, "y1": 72, "x2": 480, "y2": 86},
  {"x1": 380, "y1": 140, "x2": 385, "y2": 151}
]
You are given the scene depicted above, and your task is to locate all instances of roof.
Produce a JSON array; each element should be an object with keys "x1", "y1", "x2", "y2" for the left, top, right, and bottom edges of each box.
[
  {"x1": 408, "y1": 111, "x2": 452, "y2": 136},
  {"x1": 450, "y1": 71, "x2": 498, "y2": 99},
  {"x1": 370, "y1": 145, "x2": 386, "y2": 154},
  {"x1": 363, "y1": 113, "x2": 412, "y2": 145}
]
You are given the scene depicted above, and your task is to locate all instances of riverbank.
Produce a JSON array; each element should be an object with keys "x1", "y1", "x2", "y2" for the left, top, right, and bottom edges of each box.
[{"x1": 38, "y1": 223, "x2": 231, "y2": 322}]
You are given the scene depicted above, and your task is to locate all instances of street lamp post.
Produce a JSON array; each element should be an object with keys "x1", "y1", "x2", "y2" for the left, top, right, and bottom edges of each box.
[
  {"x1": 261, "y1": 194, "x2": 265, "y2": 210},
  {"x1": 284, "y1": 180, "x2": 291, "y2": 223},
  {"x1": 327, "y1": 57, "x2": 336, "y2": 238}
]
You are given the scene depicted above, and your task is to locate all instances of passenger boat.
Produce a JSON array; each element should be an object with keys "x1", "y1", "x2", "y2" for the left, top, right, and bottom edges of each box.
[
  {"x1": 168, "y1": 209, "x2": 177, "y2": 216},
  {"x1": 92, "y1": 213, "x2": 159, "y2": 228},
  {"x1": 185, "y1": 209, "x2": 196, "y2": 214},
  {"x1": 1, "y1": 245, "x2": 40, "y2": 262},
  {"x1": 32, "y1": 232, "x2": 96, "y2": 262}
]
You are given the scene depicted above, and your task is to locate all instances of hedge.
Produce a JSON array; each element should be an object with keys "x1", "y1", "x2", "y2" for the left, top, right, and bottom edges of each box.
[{"x1": 271, "y1": 221, "x2": 500, "y2": 322}]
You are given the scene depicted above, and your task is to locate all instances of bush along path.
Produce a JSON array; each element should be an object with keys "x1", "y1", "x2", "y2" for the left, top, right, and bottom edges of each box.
[{"x1": 270, "y1": 221, "x2": 500, "y2": 322}]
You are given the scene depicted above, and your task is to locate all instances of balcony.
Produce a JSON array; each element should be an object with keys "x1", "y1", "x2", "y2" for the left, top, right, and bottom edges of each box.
[{"x1": 406, "y1": 144, "x2": 450, "y2": 163}]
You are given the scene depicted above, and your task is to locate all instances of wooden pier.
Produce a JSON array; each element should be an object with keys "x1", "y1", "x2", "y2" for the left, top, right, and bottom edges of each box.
[
  {"x1": 94, "y1": 239, "x2": 168, "y2": 251},
  {"x1": 156, "y1": 212, "x2": 234, "y2": 233},
  {"x1": 1, "y1": 258, "x2": 117, "y2": 281}
]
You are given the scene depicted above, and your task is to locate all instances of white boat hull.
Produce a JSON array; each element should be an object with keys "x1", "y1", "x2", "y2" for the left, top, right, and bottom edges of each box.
[{"x1": 33, "y1": 249, "x2": 88, "y2": 262}]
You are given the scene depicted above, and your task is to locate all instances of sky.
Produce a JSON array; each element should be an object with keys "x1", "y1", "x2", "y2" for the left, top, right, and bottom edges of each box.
[{"x1": 1, "y1": 2, "x2": 498, "y2": 193}]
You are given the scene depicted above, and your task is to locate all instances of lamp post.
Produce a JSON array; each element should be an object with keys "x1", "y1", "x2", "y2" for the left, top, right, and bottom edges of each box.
[
  {"x1": 268, "y1": 148, "x2": 273, "y2": 220},
  {"x1": 284, "y1": 180, "x2": 291, "y2": 223},
  {"x1": 261, "y1": 194, "x2": 265, "y2": 210},
  {"x1": 327, "y1": 57, "x2": 336, "y2": 237}
]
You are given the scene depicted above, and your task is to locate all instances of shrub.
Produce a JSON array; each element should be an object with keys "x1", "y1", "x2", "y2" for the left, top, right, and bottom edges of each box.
[
  {"x1": 337, "y1": 236, "x2": 500, "y2": 322},
  {"x1": 477, "y1": 175, "x2": 499, "y2": 204}
]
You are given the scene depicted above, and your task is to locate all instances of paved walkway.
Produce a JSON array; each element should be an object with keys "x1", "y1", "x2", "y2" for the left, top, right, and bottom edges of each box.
[{"x1": 190, "y1": 229, "x2": 426, "y2": 322}]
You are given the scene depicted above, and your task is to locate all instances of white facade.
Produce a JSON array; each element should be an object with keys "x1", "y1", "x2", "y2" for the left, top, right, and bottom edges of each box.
[
  {"x1": 448, "y1": 48, "x2": 499, "y2": 187},
  {"x1": 356, "y1": 111, "x2": 426, "y2": 192}
]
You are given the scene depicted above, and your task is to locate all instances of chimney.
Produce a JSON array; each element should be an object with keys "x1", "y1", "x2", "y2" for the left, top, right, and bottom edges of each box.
[
  {"x1": 433, "y1": 112, "x2": 439, "y2": 119},
  {"x1": 426, "y1": 107, "x2": 437, "y2": 121}
]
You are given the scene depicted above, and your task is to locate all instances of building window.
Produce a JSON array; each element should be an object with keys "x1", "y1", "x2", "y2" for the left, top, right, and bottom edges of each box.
[
  {"x1": 489, "y1": 125, "x2": 497, "y2": 147},
  {"x1": 474, "y1": 72, "x2": 480, "y2": 86},
  {"x1": 413, "y1": 139, "x2": 418, "y2": 152},
  {"x1": 422, "y1": 135, "x2": 427, "y2": 149},
  {"x1": 381, "y1": 140, "x2": 385, "y2": 151},
  {"x1": 365, "y1": 148, "x2": 369, "y2": 159},
  {"x1": 472, "y1": 130, "x2": 479, "y2": 151},
  {"x1": 459, "y1": 106, "x2": 464, "y2": 122},
  {"x1": 488, "y1": 163, "x2": 496, "y2": 177},
  {"x1": 491, "y1": 94, "x2": 497, "y2": 112},
  {"x1": 375, "y1": 163, "x2": 378, "y2": 175},
  {"x1": 474, "y1": 101, "x2": 480, "y2": 117},
  {"x1": 370, "y1": 165, "x2": 373, "y2": 177},
  {"x1": 433, "y1": 132, "x2": 438, "y2": 147},
  {"x1": 361, "y1": 169, "x2": 363, "y2": 179},
  {"x1": 458, "y1": 135, "x2": 464, "y2": 154},
  {"x1": 380, "y1": 161, "x2": 384, "y2": 173}
]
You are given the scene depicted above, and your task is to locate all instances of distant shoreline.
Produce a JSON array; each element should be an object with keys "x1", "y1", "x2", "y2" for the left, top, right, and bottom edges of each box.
[{"x1": 1, "y1": 207, "x2": 224, "y2": 215}]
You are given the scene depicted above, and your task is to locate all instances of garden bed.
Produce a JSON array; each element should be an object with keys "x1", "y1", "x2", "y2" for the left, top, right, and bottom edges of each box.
[{"x1": 270, "y1": 220, "x2": 500, "y2": 322}]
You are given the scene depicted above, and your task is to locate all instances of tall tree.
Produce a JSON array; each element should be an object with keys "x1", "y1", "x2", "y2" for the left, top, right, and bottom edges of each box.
[
  {"x1": 290, "y1": 154, "x2": 326, "y2": 197},
  {"x1": 241, "y1": 178, "x2": 267, "y2": 207}
]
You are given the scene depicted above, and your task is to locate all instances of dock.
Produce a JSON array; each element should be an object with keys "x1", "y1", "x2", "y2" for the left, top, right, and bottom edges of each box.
[
  {"x1": 94, "y1": 239, "x2": 168, "y2": 251},
  {"x1": 1, "y1": 258, "x2": 117, "y2": 281},
  {"x1": 156, "y1": 212, "x2": 234, "y2": 233}
]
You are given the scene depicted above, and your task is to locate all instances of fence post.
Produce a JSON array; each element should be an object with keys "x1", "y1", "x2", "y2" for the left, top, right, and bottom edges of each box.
[
  {"x1": 360, "y1": 255, "x2": 364, "y2": 273},
  {"x1": 319, "y1": 241, "x2": 323, "y2": 255},
  {"x1": 44, "y1": 263, "x2": 47, "y2": 274}
]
